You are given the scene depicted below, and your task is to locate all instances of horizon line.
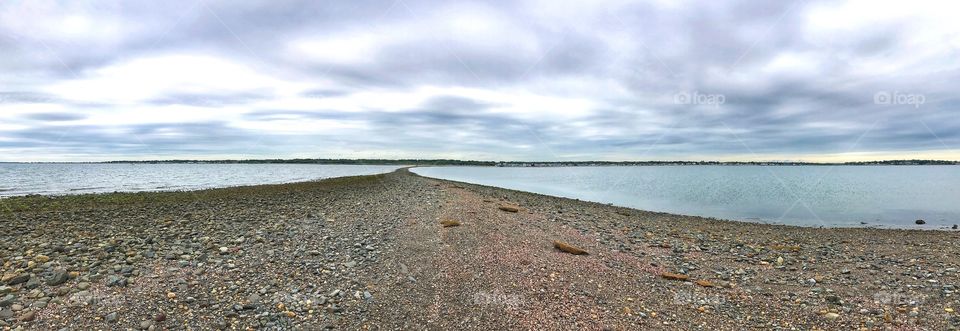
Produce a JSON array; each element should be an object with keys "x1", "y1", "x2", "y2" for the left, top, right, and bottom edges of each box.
[{"x1": 2, "y1": 158, "x2": 958, "y2": 165}]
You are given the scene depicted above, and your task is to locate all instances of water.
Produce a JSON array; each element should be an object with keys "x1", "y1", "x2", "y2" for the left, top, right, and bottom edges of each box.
[
  {"x1": 413, "y1": 166, "x2": 960, "y2": 229},
  {"x1": 0, "y1": 163, "x2": 401, "y2": 197}
]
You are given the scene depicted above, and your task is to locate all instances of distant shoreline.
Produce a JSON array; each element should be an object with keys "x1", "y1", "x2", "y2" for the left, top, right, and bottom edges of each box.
[{"x1": 1, "y1": 159, "x2": 957, "y2": 166}]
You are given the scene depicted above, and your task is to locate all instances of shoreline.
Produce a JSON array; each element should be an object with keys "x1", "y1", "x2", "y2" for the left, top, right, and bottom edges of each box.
[
  {"x1": 5, "y1": 166, "x2": 953, "y2": 231},
  {"x1": 2, "y1": 168, "x2": 959, "y2": 329}
]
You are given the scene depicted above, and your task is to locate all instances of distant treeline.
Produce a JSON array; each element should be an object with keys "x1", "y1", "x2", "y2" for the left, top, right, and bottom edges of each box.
[
  {"x1": 98, "y1": 159, "x2": 959, "y2": 166},
  {"x1": 103, "y1": 159, "x2": 497, "y2": 166}
]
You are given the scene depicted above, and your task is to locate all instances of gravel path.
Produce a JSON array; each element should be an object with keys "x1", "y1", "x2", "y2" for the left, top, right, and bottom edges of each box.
[{"x1": 2, "y1": 168, "x2": 959, "y2": 330}]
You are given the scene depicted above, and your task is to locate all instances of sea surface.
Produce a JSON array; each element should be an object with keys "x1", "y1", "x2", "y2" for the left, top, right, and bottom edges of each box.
[
  {"x1": 413, "y1": 165, "x2": 960, "y2": 229},
  {"x1": 0, "y1": 163, "x2": 401, "y2": 197}
]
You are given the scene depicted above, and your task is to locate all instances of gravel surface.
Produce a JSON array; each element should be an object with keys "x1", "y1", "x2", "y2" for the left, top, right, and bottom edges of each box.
[{"x1": 1, "y1": 168, "x2": 959, "y2": 330}]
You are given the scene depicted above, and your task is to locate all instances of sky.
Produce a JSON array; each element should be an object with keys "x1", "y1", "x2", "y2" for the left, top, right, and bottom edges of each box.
[{"x1": 1, "y1": 0, "x2": 959, "y2": 162}]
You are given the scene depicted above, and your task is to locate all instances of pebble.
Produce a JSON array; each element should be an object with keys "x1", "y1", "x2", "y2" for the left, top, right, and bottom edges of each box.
[
  {"x1": 18, "y1": 310, "x2": 36, "y2": 322},
  {"x1": 824, "y1": 312, "x2": 840, "y2": 320},
  {"x1": 6, "y1": 274, "x2": 30, "y2": 286},
  {"x1": 0, "y1": 308, "x2": 12, "y2": 319},
  {"x1": 46, "y1": 270, "x2": 70, "y2": 286},
  {"x1": 105, "y1": 312, "x2": 118, "y2": 323}
]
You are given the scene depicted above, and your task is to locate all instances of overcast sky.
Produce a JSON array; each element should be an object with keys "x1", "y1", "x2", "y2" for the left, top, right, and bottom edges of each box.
[{"x1": 1, "y1": 0, "x2": 958, "y2": 162}]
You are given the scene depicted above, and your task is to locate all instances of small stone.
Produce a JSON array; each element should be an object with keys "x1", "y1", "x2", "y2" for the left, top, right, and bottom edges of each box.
[
  {"x1": 553, "y1": 241, "x2": 589, "y2": 255},
  {"x1": 219, "y1": 247, "x2": 229, "y2": 254},
  {"x1": 363, "y1": 291, "x2": 372, "y2": 300},
  {"x1": 140, "y1": 320, "x2": 153, "y2": 329},
  {"x1": 915, "y1": 219, "x2": 926, "y2": 225},
  {"x1": 106, "y1": 275, "x2": 127, "y2": 287},
  {"x1": 824, "y1": 312, "x2": 840, "y2": 320},
  {"x1": 6, "y1": 274, "x2": 29, "y2": 286},
  {"x1": 154, "y1": 313, "x2": 166, "y2": 322},
  {"x1": 46, "y1": 270, "x2": 70, "y2": 286},
  {"x1": 166, "y1": 292, "x2": 176, "y2": 300},
  {"x1": 695, "y1": 280, "x2": 715, "y2": 287},
  {"x1": 18, "y1": 310, "x2": 36, "y2": 322},
  {"x1": 498, "y1": 205, "x2": 520, "y2": 213},
  {"x1": 826, "y1": 295, "x2": 842, "y2": 305},
  {"x1": 440, "y1": 220, "x2": 461, "y2": 228},
  {"x1": 34, "y1": 255, "x2": 50, "y2": 263},
  {"x1": 0, "y1": 308, "x2": 12, "y2": 319},
  {"x1": 660, "y1": 272, "x2": 689, "y2": 281},
  {"x1": 77, "y1": 282, "x2": 90, "y2": 290}
]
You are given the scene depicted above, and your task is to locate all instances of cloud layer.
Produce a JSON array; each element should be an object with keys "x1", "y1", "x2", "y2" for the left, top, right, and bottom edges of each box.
[{"x1": 1, "y1": 0, "x2": 959, "y2": 161}]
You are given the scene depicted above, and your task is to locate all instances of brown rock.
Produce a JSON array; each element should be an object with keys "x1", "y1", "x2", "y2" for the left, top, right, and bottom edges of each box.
[
  {"x1": 498, "y1": 205, "x2": 520, "y2": 213},
  {"x1": 695, "y1": 279, "x2": 715, "y2": 287},
  {"x1": 553, "y1": 241, "x2": 589, "y2": 255},
  {"x1": 19, "y1": 310, "x2": 36, "y2": 322},
  {"x1": 440, "y1": 220, "x2": 461, "y2": 228},
  {"x1": 660, "y1": 272, "x2": 689, "y2": 281}
]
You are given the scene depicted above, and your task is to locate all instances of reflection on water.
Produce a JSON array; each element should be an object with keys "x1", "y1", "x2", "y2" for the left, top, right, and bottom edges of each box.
[
  {"x1": 414, "y1": 166, "x2": 960, "y2": 229},
  {"x1": 0, "y1": 163, "x2": 401, "y2": 197}
]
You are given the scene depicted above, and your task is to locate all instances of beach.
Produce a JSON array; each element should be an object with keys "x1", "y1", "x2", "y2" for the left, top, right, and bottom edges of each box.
[{"x1": 1, "y1": 168, "x2": 958, "y2": 330}]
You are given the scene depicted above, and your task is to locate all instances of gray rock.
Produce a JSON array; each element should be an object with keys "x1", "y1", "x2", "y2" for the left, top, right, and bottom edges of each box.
[
  {"x1": 24, "y1": 277, "x2": 40, "y2": 289},
  {"x1": 105, "y1": 312, "x2": 118, "y2": 323},
  {"x1": 0, "y1": 295, "x2": 14, "y2": 307},
  {"x1": 6, "y1": 274, "x2": 29, "y2": 286},
  {"x1": 19, "y1": 310, "x2": 36, "y2": 322},
  {"x1": 0, "y1": 308, "x2": 12, "y2": 319},
  {"x1": 106, "y1": 276, "x2": 127, "y2": 287},
  {"x1": 46, "y1": 270, "x2": 70, "y2": 286}
]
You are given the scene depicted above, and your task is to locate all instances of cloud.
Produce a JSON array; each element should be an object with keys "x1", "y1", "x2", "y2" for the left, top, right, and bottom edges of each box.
[
  {"x1": 0, "y1": 0, "x2": 959, "y2": 161},
  {"x1": 23, "y1": 112, "x2": 86, "y2": 122}
]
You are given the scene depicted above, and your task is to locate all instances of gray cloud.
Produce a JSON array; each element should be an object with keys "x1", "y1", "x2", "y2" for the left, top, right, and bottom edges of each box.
[
  {"x1": 148, "y1": 91, "x2": 272, "y2": 107},
  {"x1": 1, "y1": 0, "x2": 958, "y2": 161},
  {"x1": 24, "y1": 112, "x2": 86, "y2": 122}
]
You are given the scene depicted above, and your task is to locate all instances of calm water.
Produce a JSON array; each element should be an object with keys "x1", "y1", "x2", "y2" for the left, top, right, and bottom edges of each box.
[
  {"x1": 0, "y1": 163, "x2": 401, "y2": 197},
  {"x1": 413, "y1": 166, "x2": 960, "y2": 229}
]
